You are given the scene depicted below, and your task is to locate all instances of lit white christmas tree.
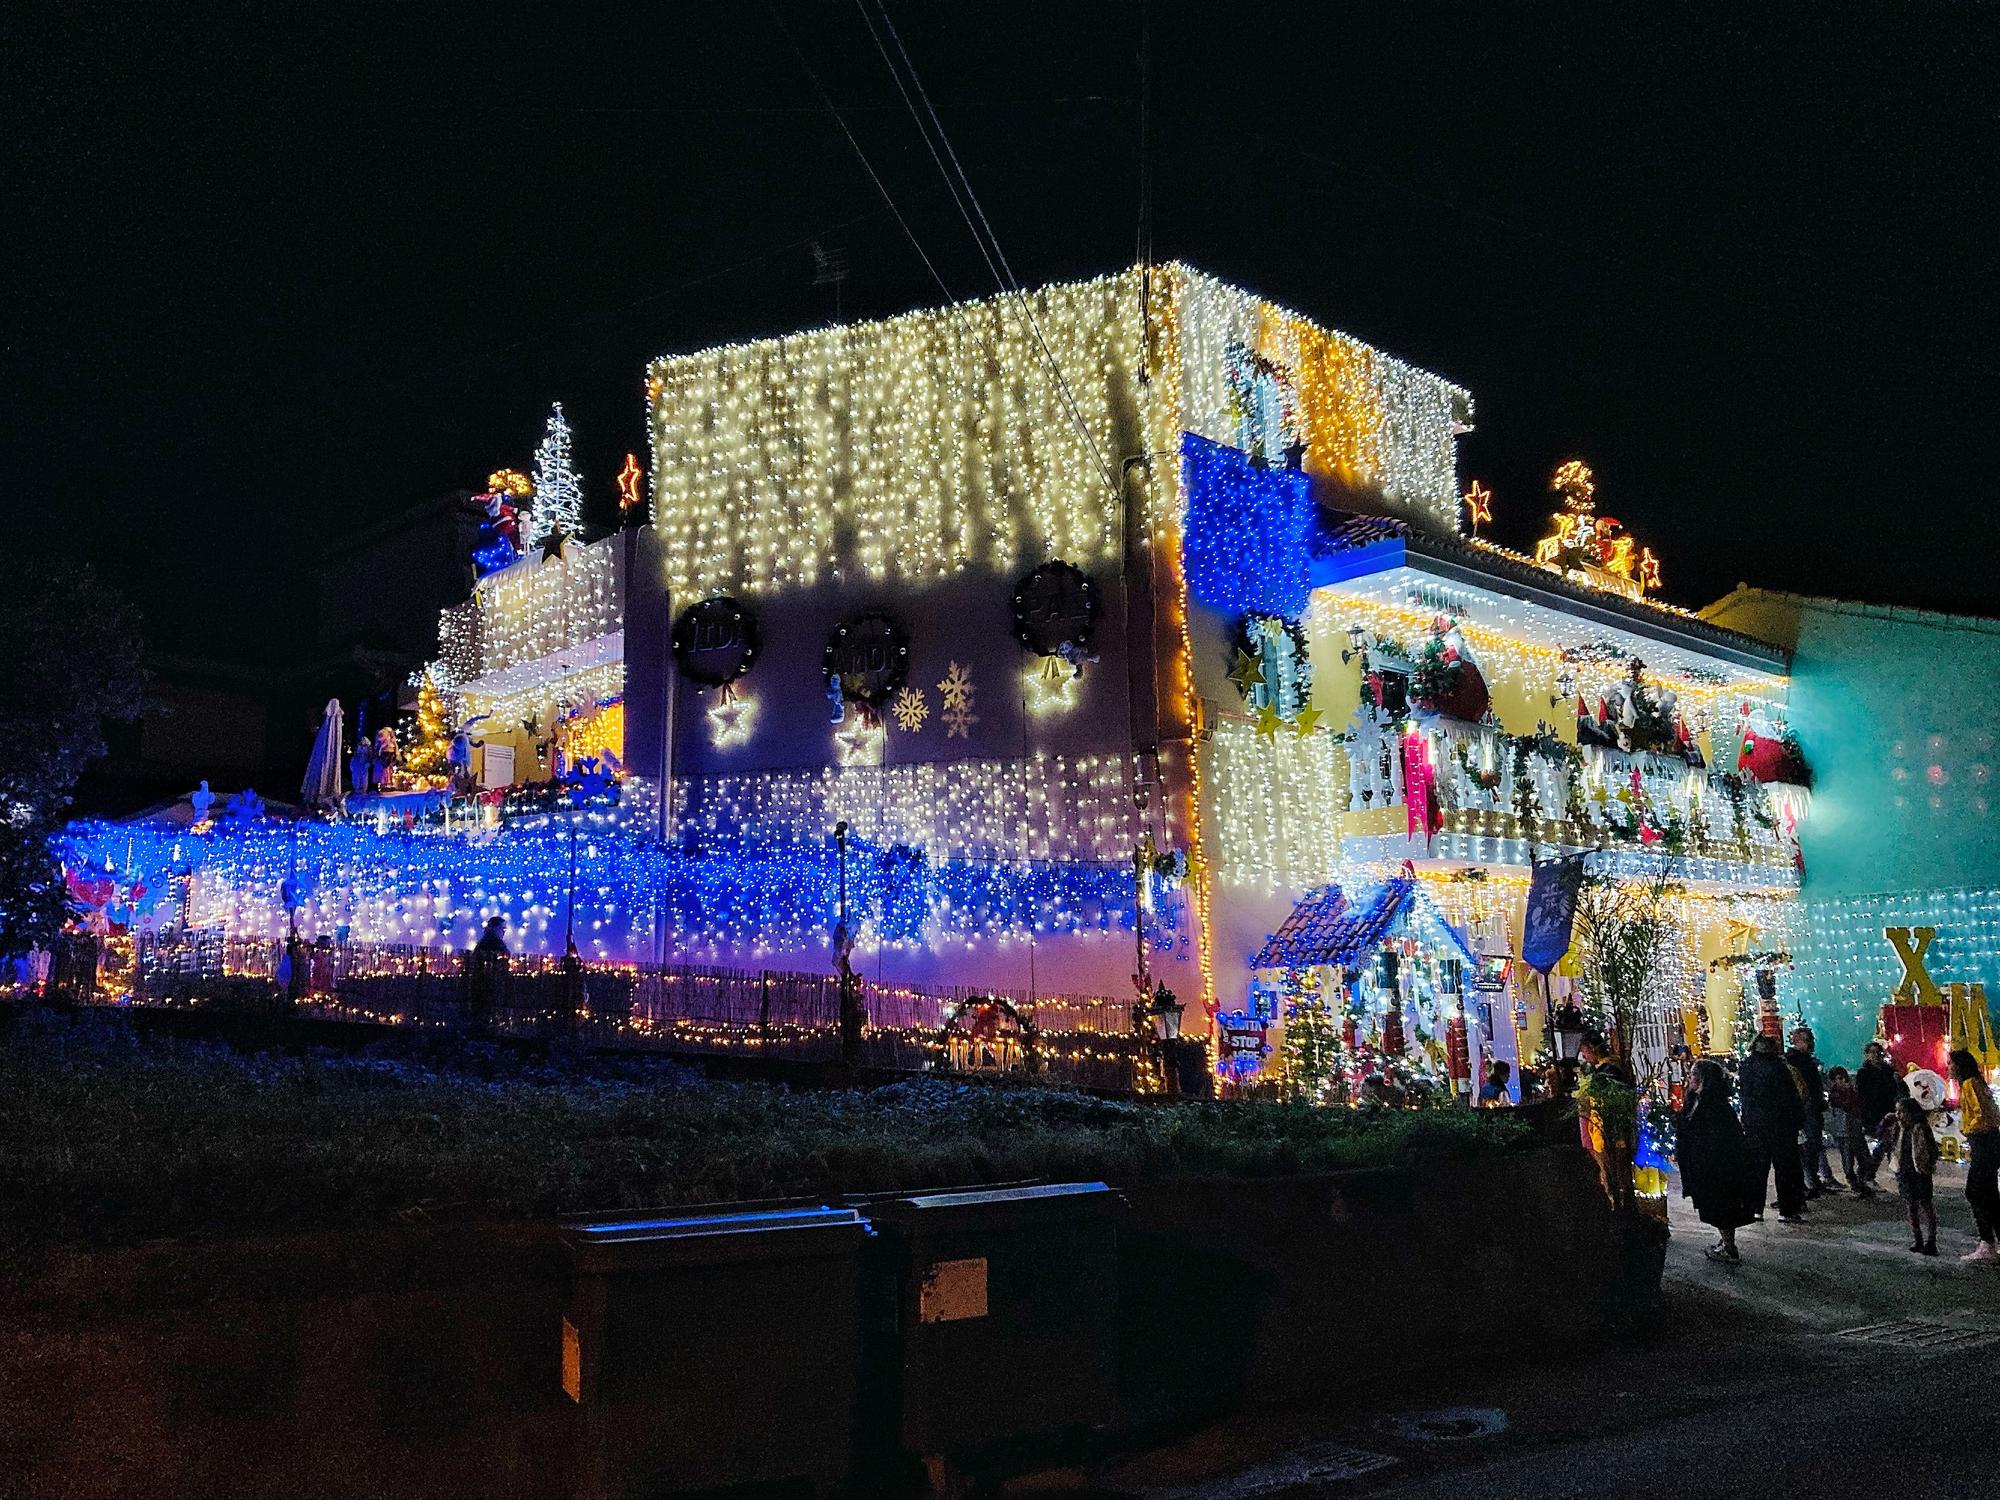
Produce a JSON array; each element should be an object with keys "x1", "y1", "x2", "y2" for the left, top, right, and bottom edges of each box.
[{"x1": 527, "y1": 401, "x2": 583, "y2": 547}]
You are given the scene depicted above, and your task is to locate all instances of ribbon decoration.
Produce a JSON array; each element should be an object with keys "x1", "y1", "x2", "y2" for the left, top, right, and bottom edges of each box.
[{"x1": 1402, "y1": 730, "x2": 1441, "y2": 844}]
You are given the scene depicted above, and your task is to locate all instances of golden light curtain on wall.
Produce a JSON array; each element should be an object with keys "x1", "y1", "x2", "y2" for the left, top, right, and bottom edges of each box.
[
  {"x1": 646, "y1": 271, "x2": 1153, "y2": 602},
  {"x1": 1166, "y1": 265, "x2": 1471, "y2": 532}
]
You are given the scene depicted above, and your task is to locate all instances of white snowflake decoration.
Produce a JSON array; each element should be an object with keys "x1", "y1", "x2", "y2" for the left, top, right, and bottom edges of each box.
[
  {"x1": 938, "y1": 661, "x2": 978, "y2": 739},
  {"x1": 891, "y1": 685, "x2": 929, "y2": 733}
]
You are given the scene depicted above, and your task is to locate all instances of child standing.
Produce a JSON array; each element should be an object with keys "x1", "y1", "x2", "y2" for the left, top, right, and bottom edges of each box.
[
  {"x1": 1825, "y1": 1066, "x2": 1873, "y2": 1198},
  {"x1": 1883, "y1": 1097, "x2": 1939, "y2": 1255}
]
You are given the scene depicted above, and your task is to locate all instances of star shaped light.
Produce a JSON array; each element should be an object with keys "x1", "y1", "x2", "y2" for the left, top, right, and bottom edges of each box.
[
  {"x1": 1228, "y1": 649, "x2": 1263, "y2": 695},
  {"x1": 616, "y1": 452, "x2": 644, "y2": 515},
  {"x1": 1023, "y1": 663, "x2": 1079, "y2": 716},
  {"x1": 1463, "y1": 481, "x2": 1493, "y2": 531},
  {"x1": 834, "y1": 716, "x2": 885, "y2": 767},
  {"x1": 706, "y1": 693, "x2": 755, "y2": 748}
]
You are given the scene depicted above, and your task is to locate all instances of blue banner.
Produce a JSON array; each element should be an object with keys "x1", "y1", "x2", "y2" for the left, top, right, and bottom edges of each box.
[{"x1": 1521, "y1": 854, "x2": 1588, "y2": 973}]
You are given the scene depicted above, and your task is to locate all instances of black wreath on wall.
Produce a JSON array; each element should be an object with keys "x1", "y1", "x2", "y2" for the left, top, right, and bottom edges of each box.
[
  {"x1": 671, "y1": 596, "x2": 761, "y2": 687},
  {"x1": 822, "y1": 610, "x2": 911, "y2": 707},
  {"x1": 1011, "y1": 561, "x2": 1101, "y2": 657}
]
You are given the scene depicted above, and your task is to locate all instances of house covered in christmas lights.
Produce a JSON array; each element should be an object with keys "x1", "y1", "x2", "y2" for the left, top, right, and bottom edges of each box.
[{"x1": 60, "y1": 264, "x2": 1820, "y2": 1092}]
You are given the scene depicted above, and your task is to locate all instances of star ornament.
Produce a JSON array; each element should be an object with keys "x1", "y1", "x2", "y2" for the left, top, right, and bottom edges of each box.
[
  {"x1": 616, "y1": 452, "x2": 643, "y2": 514},
  {"x1": 1023, "y1": 663, "x2": 1079, "y2": 716},
  {"x1": 1463, "y1": 481, "x2": 1493, "y2": 531},
  {"x1": 834, "y1": 716, "x2": 885, "y2": 767},
  {"x1": 1254, "y1": 704, "x2": 1284, "y2": 739},
  {"x1": 1228, "y1": 649, "x2": 1263, "y2": 695},
  {"x1": 706, "y1": 693, "x2": 755, "y2": 748},
  {"x1": 1293, "y1": 705, "x2": 1323, "y2": 736},
  {"x1": 540, "y1": 528, "x2": 570, "y2": 563}
]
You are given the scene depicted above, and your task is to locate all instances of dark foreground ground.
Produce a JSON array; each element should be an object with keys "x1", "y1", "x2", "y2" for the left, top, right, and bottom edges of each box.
[{"x1": 1073, "y1": 1174, "x2": 1999, "y2": 1500}]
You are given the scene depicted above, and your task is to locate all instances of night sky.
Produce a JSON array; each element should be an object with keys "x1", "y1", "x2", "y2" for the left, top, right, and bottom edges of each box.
[{"x1": 9, "y1": 2, "x2": 1995, "y2": 668}]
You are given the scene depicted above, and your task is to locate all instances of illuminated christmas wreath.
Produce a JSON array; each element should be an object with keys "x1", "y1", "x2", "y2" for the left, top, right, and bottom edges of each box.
[
  {"x1": 1229, "y1": 613, "x2": 1316, "y2": 728},
  {"x1": 822, "y1": 610, "x2": 911, "y2": 708},
  {"x1": 671, "y1": 596, "x2": 760, "y2": 687},
  {"x1": 1011, "y1": 560, "x2": 1101, "y2": 664}
]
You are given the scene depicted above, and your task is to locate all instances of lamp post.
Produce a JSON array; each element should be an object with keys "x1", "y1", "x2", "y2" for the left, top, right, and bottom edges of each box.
[
  {"x1": 1552, "y1": 999, "x2": 1587, "y2": 1097},
  {"x1": 833, "y1": 821, "x2": 861, "y2": 1070}
]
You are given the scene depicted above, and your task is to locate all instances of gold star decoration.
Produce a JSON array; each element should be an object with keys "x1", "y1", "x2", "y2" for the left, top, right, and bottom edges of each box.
[
  {"x1": 540, "y1": 528, "x2": 570, "y2": 563},
  {"x1": 1254, "y1": 704, "x2": 1284, "y2": 739},
  {"x1": 1023, "y1": 663, "x2": 1079, "y2": 716},
  {"x1": 1293, "y1": 705, "x2": 1323, "y2": 736},
  {"x1": 1228, "y1": 649, "x2": 1263, "y2": 695}
]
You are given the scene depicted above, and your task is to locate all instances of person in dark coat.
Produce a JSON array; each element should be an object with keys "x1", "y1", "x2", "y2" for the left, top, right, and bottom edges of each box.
[
  {"x1": 463, "y1": 914, "x2": 510, "y2": 1029},
  {"x1": 1854, "y1": 1040, "x2": 1901, "y2": 1184},
  {"x1": 1787, "y1": 1026, "x2": 1838, "y2": 1196},
  {"x1": 1739, "y1": 1032, "x2": 1808, "y2": 1221},
  {"x1": 1677, "y1": 1059, "x2": 1757, "y2": 1262}
]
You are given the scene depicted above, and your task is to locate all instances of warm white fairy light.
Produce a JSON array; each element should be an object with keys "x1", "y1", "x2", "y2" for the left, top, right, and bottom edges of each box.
[
  {"x1": 647, "y1": 273, "x2": 1147, "y2": 601},
  {"x1": 1023, "y1": 662, "x2": 1082, "y2": 715},
  {"x1": 674, "y1": 753, "x2": 1138, "y2": 867},
  {"x1": 1169, "y1": 266, "x2": 1472, "y2": 534},
  {"x1": 437, "y1": 536, "x2": 624, "y2": 722},
  {"x1": 1208, "y1": 717, "x2": 1346, "y2": 890},
  {"x1": 646, "y1": 263, "x2": 1476, "y2": 602}
]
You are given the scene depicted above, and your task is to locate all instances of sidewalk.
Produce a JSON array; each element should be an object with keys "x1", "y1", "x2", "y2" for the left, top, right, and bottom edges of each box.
[{"x1": 1037, "y1": 1171, "x2": 1999, "y2": 1499}]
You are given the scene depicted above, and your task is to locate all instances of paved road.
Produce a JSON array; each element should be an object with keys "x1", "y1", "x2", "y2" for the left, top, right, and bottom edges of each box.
[{"x1": 1084, "y1": 1170, "x2": 2000, "y2": 1500}]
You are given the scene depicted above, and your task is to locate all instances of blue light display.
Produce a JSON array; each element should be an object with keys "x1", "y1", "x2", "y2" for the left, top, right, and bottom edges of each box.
[
  {"x1": 1181, "y1": 431, "x2": 1315, "y2": 619},
  {"x1": 57, "y1": 811, "x2": 1140, "y2": 960}
]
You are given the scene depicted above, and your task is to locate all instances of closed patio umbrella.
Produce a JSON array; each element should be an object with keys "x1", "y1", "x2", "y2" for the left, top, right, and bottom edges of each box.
[{"x1": 300, "y1": 698, "x2": 344, "y2": 809}]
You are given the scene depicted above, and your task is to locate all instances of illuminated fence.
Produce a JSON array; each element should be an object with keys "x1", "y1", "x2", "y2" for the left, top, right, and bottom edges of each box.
[{"x1": 117, "y1": 931, "x2": 1148, "y2": 1087}]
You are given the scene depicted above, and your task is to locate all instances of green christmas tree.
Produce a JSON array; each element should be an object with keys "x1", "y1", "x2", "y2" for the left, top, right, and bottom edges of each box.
[{"x1": 1279, "y1": 971, "x2": 1344, "y2": 1104}]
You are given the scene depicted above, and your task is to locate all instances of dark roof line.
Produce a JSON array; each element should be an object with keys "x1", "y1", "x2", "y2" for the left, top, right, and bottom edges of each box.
[{"x1": 1311, "y1": 511, "x2": 1788, "y2": 673}]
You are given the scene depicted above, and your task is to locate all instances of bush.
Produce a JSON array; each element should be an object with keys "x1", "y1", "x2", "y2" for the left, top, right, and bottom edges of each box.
[{"x1": 0, "y1": 1010, "x2": 1531, "y2": 1248}]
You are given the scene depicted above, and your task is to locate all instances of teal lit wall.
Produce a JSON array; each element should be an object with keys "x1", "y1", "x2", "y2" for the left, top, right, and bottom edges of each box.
[
  {"x1": 1788, "y1": 604, "x2": 2000, "y2": 896},
  {"x1": 1706, "y1": 591, "x2": 2000, "y2": 1063}
]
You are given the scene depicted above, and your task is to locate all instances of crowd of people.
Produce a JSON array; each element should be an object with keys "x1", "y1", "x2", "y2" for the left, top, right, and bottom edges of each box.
[{"x1": 1676, "y1": 1026, "x2": 2000, "y2": 1266}]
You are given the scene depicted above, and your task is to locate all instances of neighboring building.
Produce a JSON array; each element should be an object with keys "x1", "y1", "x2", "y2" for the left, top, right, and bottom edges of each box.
[
  {"x1": 314, "y1": 491, "x2": 488, "y2": 663},
  {"x1": 73, "y1": 653, "x2": 274, "y2": 817},
  {"x1": 1703, "y1": 587, "x2": 2000, "y2": 1060}
]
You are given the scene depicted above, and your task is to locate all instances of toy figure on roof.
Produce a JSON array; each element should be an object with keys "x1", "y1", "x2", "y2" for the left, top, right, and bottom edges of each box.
[
  {"x1": 472, "y1": 468, "x2": 532, "y2": 576},
  {"x1": 1532, "y1": 460, "x2": 1664, "y2": 601}
]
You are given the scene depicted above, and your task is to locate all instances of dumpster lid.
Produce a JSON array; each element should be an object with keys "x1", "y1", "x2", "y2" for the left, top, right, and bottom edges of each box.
[
  {"x1": 869, "y1": 1181, "x2": 1120, "y2": 1231},
  {"x1": 563, "y1": 1204, "x2": 869, "y2": 1272},
  {"x1": 567, "y1": 1205, "x2": 863, "y2": 1244},
  {"x1": 895, "y1": 1182, "x2": 1113, "y2": 1212}
]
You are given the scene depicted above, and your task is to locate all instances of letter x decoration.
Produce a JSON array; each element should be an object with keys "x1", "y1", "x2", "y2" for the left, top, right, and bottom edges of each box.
[{"x1": 1885, "y1": 926, "x2": 1943, "y2": 1006}]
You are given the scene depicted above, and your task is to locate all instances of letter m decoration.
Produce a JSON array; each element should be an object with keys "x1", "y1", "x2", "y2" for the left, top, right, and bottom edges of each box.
[{"x1": 1886, "y1": 927, "x2": 1944, "y2": 1006}]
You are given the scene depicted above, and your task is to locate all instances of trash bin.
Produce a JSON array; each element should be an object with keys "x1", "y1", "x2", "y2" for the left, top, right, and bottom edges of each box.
[
  {"x1": 866, "y1": 1182, "x2": 1121, "y2": 1467},
  {"x1": 561, "y1": 1203, "x2": 870, "y2": 1499}
]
